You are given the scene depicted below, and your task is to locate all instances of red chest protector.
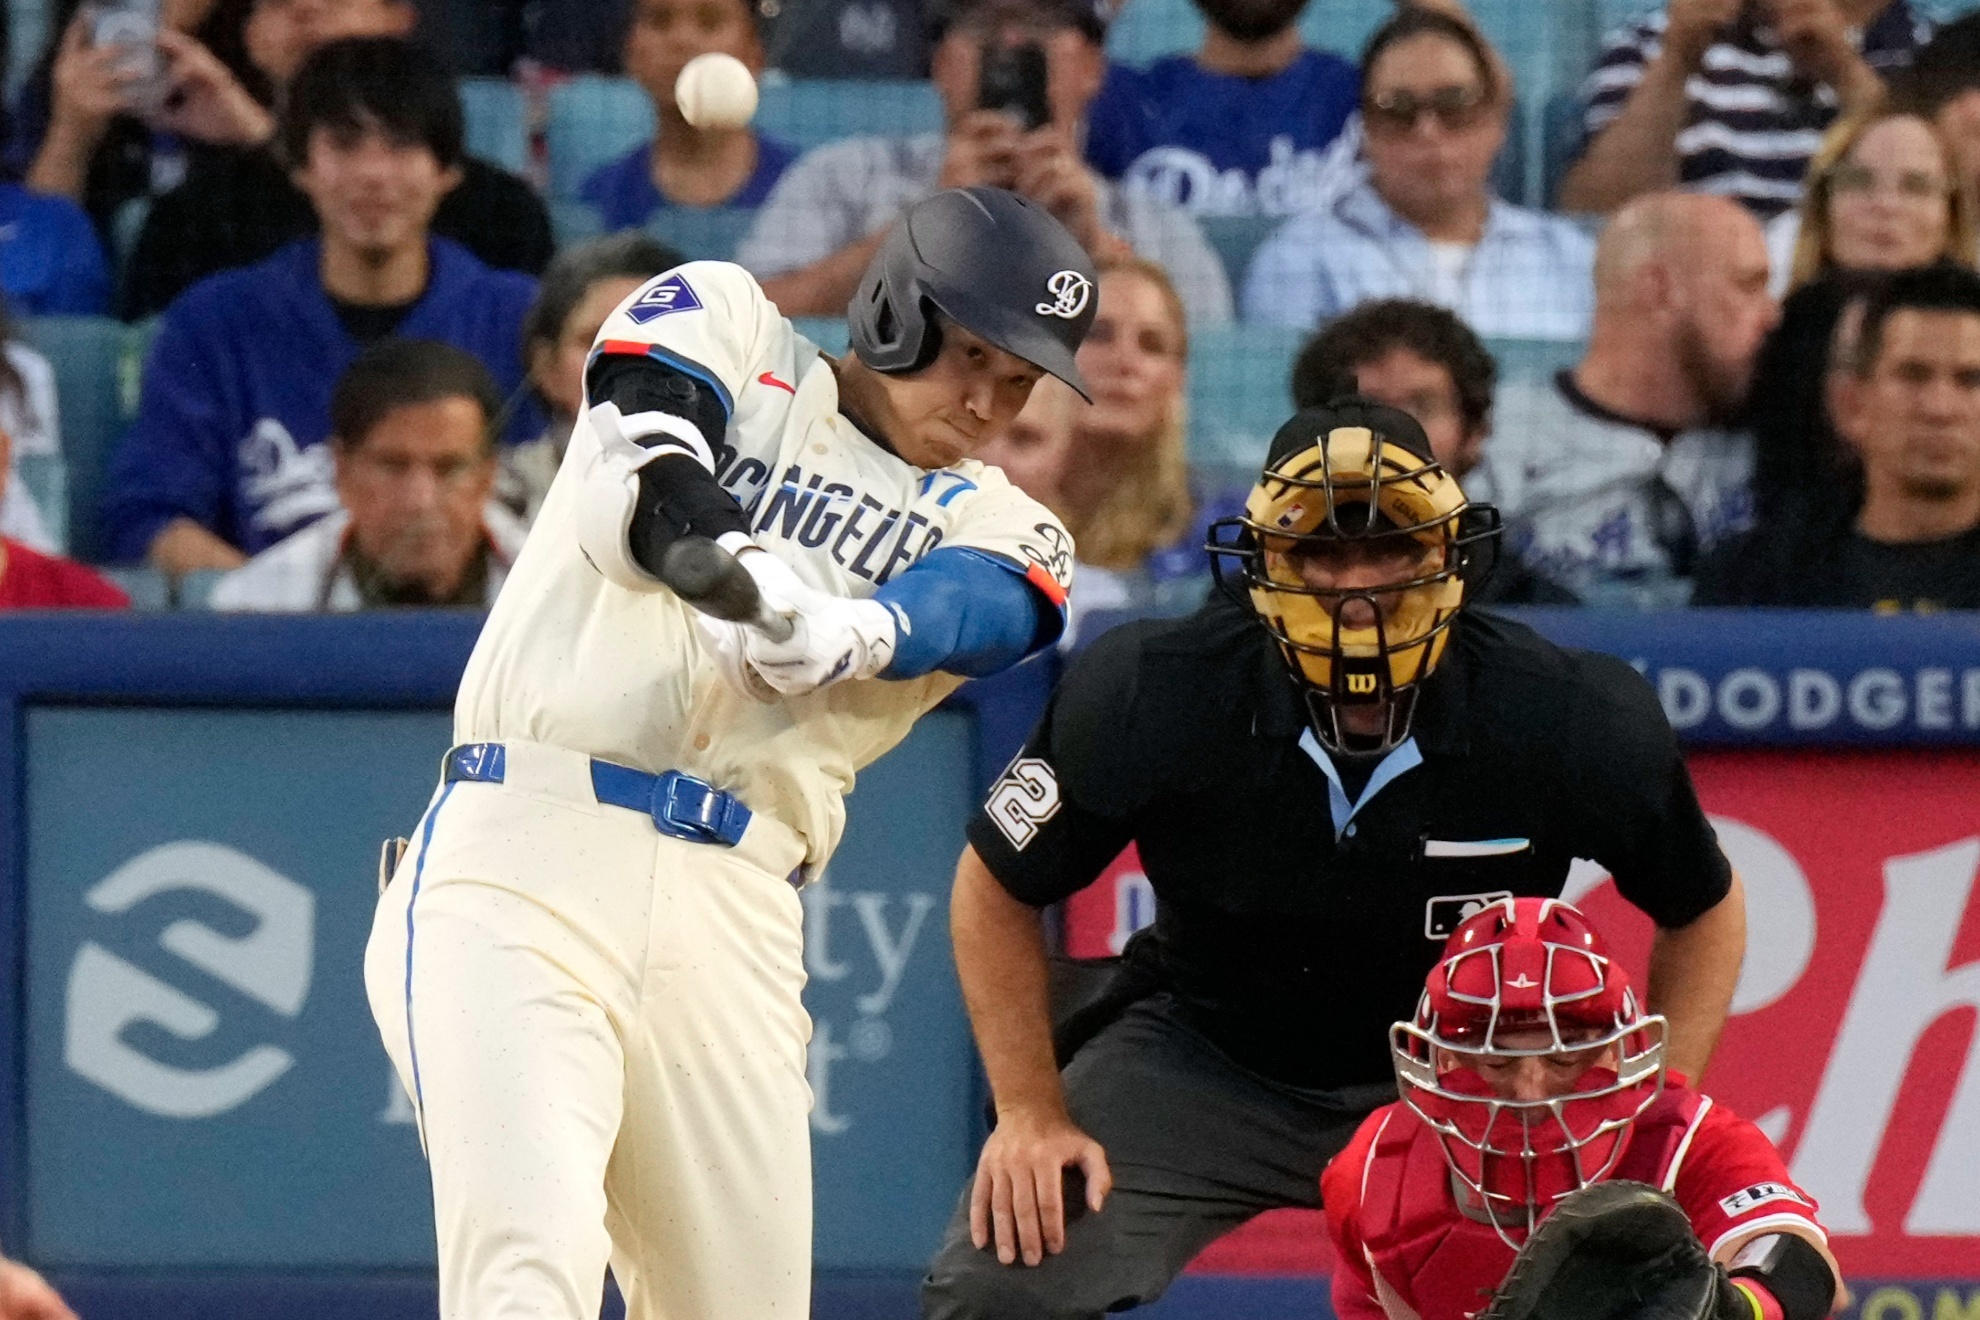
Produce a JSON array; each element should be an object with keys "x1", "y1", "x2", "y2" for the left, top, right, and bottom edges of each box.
[{"x1": 1358, "y1": 1089, "x2": 1704, "y2": 1320}]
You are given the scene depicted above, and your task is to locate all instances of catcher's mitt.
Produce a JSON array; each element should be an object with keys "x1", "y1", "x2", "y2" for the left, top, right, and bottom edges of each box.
[{"x1": 1481, "y1": 1181, "x2": 1749, "y2": 1320}]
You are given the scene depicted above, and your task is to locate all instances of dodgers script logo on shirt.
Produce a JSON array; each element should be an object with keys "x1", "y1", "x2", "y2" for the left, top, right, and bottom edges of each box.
[{"x1": 625, "y1": 273, "x2": 704, "y2": 325}]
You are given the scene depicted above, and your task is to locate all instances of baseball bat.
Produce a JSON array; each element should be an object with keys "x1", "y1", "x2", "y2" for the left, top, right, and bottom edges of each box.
[{"x1": 661, "y1": 536, "x2": 797, "y2": 643}]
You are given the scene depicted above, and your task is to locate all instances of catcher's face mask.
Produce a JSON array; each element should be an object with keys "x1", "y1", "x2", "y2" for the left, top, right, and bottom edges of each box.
[
  {"x1": 1390, "y1": 897, "x2": 1667, "y2": 1249},
  {"x1": 1209, "y1": 410, "x2": 1498, "y2": 755}
]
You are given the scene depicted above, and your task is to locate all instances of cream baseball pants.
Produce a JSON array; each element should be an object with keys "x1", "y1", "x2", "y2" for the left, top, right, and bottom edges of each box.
[{"x1": 364, "y1": 740, "x2": 814, "y2": 1320}]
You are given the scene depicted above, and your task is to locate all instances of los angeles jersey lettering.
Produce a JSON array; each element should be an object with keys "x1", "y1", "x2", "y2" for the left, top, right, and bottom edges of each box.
[{"x1": 454, "y1": 262, "x2": 1072, "y2": 865}]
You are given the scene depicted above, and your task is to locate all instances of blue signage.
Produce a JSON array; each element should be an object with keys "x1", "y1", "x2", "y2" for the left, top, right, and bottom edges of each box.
[{"x1": 19, "y1": 701, "x2": 977, "y2": 1273}]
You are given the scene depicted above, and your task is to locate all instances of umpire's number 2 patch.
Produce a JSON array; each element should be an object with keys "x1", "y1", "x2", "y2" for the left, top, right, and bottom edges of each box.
[
  {"x1": 986, "y1": 757, "x2": 1062, "y2": 849},
  {"x1": 1719, "y1": 1182, "x2": 1809, "y2": 1216}
]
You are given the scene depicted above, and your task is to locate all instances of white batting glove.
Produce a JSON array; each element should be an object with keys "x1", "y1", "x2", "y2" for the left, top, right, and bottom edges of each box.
[
  {"x1": 743, "y1": 587, "x2": 898, "y2": 696},
  {"x1": 693, "y1": 611, "x2": 780, "y2": 703}
]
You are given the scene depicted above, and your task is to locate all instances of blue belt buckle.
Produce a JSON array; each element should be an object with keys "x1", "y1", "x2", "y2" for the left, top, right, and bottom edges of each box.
[
  {"x1": 652, "y1": 770, "x2": 748, "y2": 847},
  {"x1": 446, "y1": 742, "x2": 506, "y2": 783}
]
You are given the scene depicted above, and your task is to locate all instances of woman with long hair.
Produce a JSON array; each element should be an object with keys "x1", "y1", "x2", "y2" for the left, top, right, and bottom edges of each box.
[{"x1": 1751, "y1": 103, "x2": 1978, "y2": 528}]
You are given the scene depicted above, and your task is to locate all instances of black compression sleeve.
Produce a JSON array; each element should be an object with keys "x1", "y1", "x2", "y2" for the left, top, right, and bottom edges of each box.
[
  {"x1": 629, "y1": 454, "x2": 752, "y2": 579},
  {"x1": 587, "y1": 352, "x2": 728, "y2": 447},
  {"x1": 1730, "y1": 1234, "x2": 1836, "y2": 1320}
]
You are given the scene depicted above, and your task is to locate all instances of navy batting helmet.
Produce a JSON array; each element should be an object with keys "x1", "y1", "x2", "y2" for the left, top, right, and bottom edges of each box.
[{"x1": 848, "y1": 186, "x2": 1098, "y2": 399}]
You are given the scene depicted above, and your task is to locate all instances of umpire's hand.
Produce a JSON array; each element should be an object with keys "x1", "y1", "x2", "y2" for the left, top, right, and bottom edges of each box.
[{"x1": 970, "y1": 1106, "x2": 1113, "y2": 1266}]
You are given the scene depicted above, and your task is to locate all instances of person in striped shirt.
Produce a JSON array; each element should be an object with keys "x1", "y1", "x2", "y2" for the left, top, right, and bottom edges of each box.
[{"x1": 1560, "y1": 0, "x2": 1931, "y2": 219}]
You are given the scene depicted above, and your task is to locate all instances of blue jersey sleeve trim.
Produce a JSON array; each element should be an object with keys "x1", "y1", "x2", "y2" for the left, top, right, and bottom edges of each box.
[
  {"x1": 875, "y1": 547, "x2": 1064, "y2": 679},
  {"x1": 590, "y1": 339, "x2": 736, "y2": 418}
]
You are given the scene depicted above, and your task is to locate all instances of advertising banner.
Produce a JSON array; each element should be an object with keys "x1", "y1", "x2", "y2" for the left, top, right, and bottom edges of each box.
[
  {"x1": 20, "y1": 705, "x2": 976, "y2": 1272},
  {"x1": 1062, "y1": 750, "x2": 1980, "y2": 1280}
]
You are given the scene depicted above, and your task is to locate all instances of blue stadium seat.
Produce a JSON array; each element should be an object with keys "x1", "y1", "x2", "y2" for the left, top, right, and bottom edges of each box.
[
  {"x1": 794, "y1": 317, "x2": 852, "y2": 356},
  {"x1": 1542, "y1": 89, "x2": 1588, "y2": 211},
  {"x1": 645, "y1": 208, "x2": 759, "y2": 263},
  {"x1": 547, "y1": 77, "x2": 656, "y2": 202},
  {"x1": 176, "y1": 568, "x2": 229, "y2": 610},
  {"x1": 754, "y1": 79, "x2": 945, "y2": 150},
  {"x1": 13, "y1": 451, "x2": 66, "y2": 552},
  {"x1": 19, "y1": 316, "x2": 141, "y2": 565},
  {"x1": 101, "y1": 565, "x2": 169, "y2": 610},
  {"x1": 1185, "y1": 324, "x2": 1302, "y2": 476},
  {"x1": 551, "y1": 199, "x2": 608, "y2": 248},
  {"x1": 460, "y1": 76, "x2": 531, "y2": 176},
  {"x1": 1197, "y1": 216, "x2": 1281, "y2": 293},
  {"x1": 1484, "y1": 336, "x2": 1584, "y2": 386}
]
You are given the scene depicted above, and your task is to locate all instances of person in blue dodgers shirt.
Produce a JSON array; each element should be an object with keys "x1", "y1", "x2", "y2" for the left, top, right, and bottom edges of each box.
[
  {"x1": 578, "y1": 0, "x2": 800, "y2": 229},
  {"x1": 1081, "y1": 0, "x2": 1358, "y2": 218},
  {"x1": 100, "y1": 37, "x2": 538, "y2": 576}
]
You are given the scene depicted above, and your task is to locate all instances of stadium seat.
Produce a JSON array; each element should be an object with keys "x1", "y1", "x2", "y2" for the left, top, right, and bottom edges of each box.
[
  {"x1": 551, "y1": 199, "x2": 608, "y2": 248},
  {"x1": 101, "y1": 565, "x2": 169, "y2": 610},
  {"x1": 13, "y1": 451, "x2": 66, "y2": 552},
  {"x1": 1197, "y1": 216, "x2": 1281, "y2": 293},
  {"x1": 645, "y1": 208, "x2": 759, "y2": 263},
  {"x1": 754, "y1": 79, "x2": 945, "y2": 151},
  {"x1": 1484, "y1": 336, "x2": 1584, "y2": 386},
  {"x1": 547, "y1": 76, "x2": 656, "y2": 201},
  {"x1": 794, "y1": 317, "x2": 852, "y2": 356},
  {"x1": 177, "y1": 568, "x2": 230, "y2": 610},
  {"x1": 1185, "y1": 324, "x2": 1302, "y2": 476},
  {"x1": 460, "y1": 76, "x2": 531, "y2": 176},
  {"x1": 19, "y1": 316, "x2": 141, "y2": 565}
]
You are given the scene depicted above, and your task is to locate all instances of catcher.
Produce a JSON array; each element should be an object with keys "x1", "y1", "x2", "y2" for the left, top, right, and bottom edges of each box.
[{"x1": 1325, "y1": 896, "x2": 1842, "y2": 1320}]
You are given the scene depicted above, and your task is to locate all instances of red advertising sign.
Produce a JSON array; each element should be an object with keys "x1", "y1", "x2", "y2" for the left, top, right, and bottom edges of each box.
[{"x1": 1062, "y1": 750, "x2": 1980, "y2": 1278}]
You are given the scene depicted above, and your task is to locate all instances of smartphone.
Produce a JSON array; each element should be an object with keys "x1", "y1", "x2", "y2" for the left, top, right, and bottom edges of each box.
[
  {"x1": 977, "y1": 42, "x2": 1050, "y2": 132},
  {"x1": 87, "y1": 0, "x2": 169, "y2": 118}
]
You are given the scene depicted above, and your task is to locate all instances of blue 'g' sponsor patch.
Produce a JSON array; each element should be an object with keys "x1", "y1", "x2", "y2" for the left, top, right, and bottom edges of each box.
[{"x1": 625, "y1": 273, "x2": 703, "y2": 325}]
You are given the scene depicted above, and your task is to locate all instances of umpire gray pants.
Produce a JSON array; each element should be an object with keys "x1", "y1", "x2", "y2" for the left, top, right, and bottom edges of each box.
[{"x1": 920, "y1": 994, "x2": 1393, "y2": 1319}]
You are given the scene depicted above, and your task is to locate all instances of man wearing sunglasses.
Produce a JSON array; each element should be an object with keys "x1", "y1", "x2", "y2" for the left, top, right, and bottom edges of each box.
[{"x1": 1242, "y1": 9, "x2": 1595, "y2": 341}]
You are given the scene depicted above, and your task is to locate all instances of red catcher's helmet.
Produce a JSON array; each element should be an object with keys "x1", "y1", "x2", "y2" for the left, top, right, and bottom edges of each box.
[{"x1": 1390, "y1": 897, "x2": 1667, "y2": 1247}]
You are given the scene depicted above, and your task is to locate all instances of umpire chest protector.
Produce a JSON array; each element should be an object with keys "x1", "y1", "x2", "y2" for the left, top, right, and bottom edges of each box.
[{"x1": 1356, "y1": 1090, "x2": 1706, "y2": 1320}]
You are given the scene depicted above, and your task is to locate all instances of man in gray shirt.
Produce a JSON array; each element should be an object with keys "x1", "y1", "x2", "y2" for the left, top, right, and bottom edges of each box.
[{"x1": 737, "y1": 0, "x2": 1233, "y2": 323}]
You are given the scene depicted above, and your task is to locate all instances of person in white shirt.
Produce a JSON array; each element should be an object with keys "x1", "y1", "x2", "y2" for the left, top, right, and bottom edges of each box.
[
  {"x1": 1473, "y1": 192, "x2": 1779, "y2": 607},
  {"x1": 210, "y1": 339, "x2": 525, "y2": 611},
  {"x1": 0, "y1": 336, "x2": 65, "y2": 553},
  {"x1": 364, "y1": 187, "x2": 1094, "y2": 1320},
  {"x1": 1241, "y1": 9, "x2": 1594, "y2": 340}
]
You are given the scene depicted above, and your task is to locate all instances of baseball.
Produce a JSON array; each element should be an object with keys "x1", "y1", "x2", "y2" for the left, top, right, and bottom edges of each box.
[{"x1": 675, "y1": 52, "x2": 759, "y2": 131}]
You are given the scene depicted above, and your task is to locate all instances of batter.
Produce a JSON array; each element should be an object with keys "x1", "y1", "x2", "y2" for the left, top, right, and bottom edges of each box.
[{"x1": 364, "y1": 186, "x2": 1097, "y2": 1320}]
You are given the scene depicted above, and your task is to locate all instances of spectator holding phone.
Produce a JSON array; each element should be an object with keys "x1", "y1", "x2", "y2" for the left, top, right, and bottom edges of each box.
[
  {"x1": 119, "y1": 0, "x2": 553, "y2": 319},
  {"x1": 736, "y1": 0, "x2": 1231, "y2": 322},
  {"x1": 579, "y1": 0, "x2": 798, "y2": 228},
  {"x1": 101, "y1": 37, "x2": 538, "y2": 574},
  {"x1": 1560, "y1": 0, "x2": 1930, "y2": 218}
]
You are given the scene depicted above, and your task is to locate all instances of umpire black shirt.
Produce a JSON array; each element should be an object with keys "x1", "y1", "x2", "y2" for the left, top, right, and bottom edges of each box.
[{"x1": 966, "y1": 595, "x2": 1732, "y2": 1091}]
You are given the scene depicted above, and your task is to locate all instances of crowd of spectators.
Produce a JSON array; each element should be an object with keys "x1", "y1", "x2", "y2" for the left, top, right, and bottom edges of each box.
[{"x1": 0, "y1": 0, "x2": 1976, "y2": 618}]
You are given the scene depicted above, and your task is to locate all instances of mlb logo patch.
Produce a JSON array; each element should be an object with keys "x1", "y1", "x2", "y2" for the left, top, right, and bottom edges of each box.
[
  {"x1": 625, "y1": 273, "x2": 703, "y2": 325},
  {"x1": 1719, "y1": 1183, "x2": 1809, "y2": 1217},
  {"x1": 1423, "y1": 891, "x2": 1514, "y2": 940}
]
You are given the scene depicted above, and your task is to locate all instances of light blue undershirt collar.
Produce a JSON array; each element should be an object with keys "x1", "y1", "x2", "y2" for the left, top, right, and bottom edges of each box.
[{"x1": 1297, "y1": 729, "x2": 1424, "y2": 841}]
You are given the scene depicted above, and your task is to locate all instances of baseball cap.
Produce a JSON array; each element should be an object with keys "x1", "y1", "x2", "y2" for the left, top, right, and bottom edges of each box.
[
  {"x1": 1265, "y1": 396, "x2": 1436, "y2": 471},
  {"x1": 933, "y1": 0, "x2": 1108, "y2": 44}
]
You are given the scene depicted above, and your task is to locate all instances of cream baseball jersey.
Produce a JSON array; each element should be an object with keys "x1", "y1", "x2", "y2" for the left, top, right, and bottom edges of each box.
[{"x1": 455, "y1": 262, "x2": 1073, "y2": 862}]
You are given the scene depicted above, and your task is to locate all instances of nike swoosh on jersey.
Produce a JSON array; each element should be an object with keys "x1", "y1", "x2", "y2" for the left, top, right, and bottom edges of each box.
[{"x1": 758, "y1": 372, "x2": 796, "y2": 394}]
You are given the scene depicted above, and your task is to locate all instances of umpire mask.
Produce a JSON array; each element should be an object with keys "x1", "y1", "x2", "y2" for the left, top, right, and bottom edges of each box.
[{"x1": 1209, "y1": 398, "x2": 1499, "y2": 755}]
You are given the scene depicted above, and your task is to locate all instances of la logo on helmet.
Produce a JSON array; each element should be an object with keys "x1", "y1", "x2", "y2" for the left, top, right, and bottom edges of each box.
[{"x1": 1036, "y1": 271, "x2": 1092, "y2": 319}]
